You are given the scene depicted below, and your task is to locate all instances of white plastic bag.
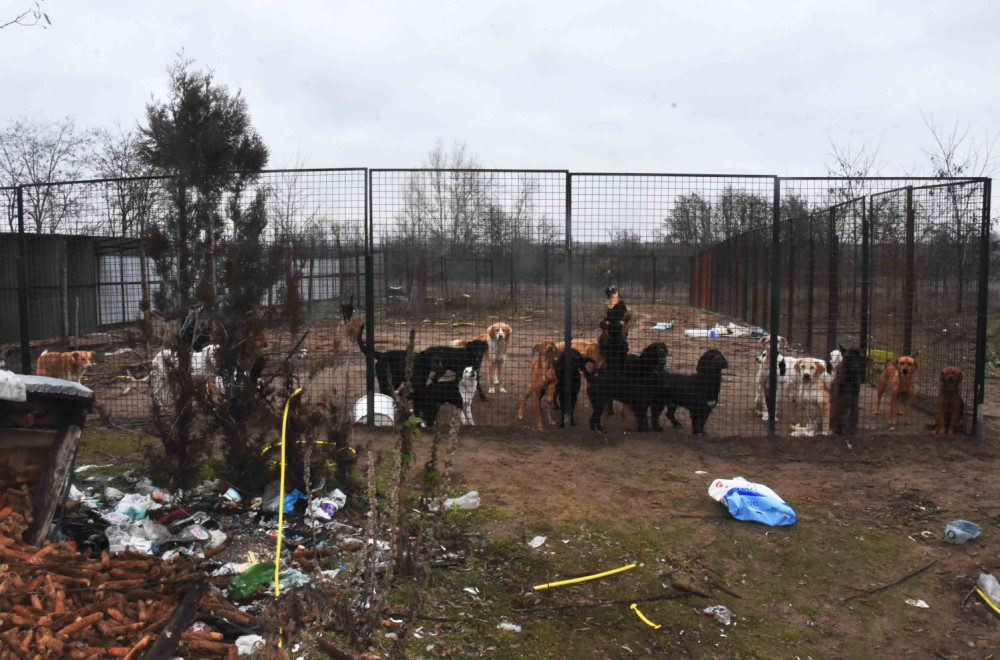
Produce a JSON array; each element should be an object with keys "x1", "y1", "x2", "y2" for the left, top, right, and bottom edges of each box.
[
  {"x1": 708, "y1": 477, "x2": 796, "y2": 526},
  {"x1": 443, "y1": 491, "x2": 480, "y2": 510},
  {"x1": 113, "y1": 493, "x2": 151, "y2": 521}
]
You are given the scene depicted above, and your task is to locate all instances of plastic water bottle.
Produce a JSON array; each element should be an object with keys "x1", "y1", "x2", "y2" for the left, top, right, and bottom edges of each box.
[{"x1": 944, "y1": 520, "x2": 981, "y2": 544}]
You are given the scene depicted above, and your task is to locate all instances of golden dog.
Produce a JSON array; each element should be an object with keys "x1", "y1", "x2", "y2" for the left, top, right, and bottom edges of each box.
[
  {"x1": 932, "y1": 367, "x2": 964, "y2": 436},
  {"x1": 875, "y1": 356, "x2": 918, "y2": 425},
  {"x1": 790, "y1": 358, "x2": 830, "y2": 436},
  {"x1": 36, "y1": 351, "x2": 95, "y2": 382},
  {"x1": 517, "y1": 339, "x2": 557, "y2": 430}
]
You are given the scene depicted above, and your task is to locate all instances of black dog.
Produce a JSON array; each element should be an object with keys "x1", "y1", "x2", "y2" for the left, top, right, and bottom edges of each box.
[
  {"x1": 340, "y1": 294, "x2": 355, "y2": 323},
  {"x1": 411, "y1": 378, "x2": 462, "y2": 427},
  {"x1": 586, "y1": 342, "x2": 668, "y2": 433},
  {"x1": 552, "y1": 348, "x2": 596, "y2": 427},
  {"x1": 829, "y1": 347, "x2": 865, "y2": 435},
  {"x1": 357, "y1": 327, "x2": 442, "y2": 396},
  {"x1": 419, "y1": 340, "x2": 490, "y2": 402},
  {"x1": 650, "y1": 349, "x2": 729, "y2": 435}
]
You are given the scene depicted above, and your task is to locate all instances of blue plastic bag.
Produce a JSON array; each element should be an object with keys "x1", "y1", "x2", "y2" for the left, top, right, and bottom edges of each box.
[
  {"x1": 282, "y1": 489, "x2": 305, "y2": 513},
  {"x1": 708, "y1": 477, "x2": 796, "y2": 527}
]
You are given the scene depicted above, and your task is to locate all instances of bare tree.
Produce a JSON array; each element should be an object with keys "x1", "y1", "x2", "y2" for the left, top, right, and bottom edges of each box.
[
  {"x1": 0, "y1": 117, "x2": 92, "y2": 232},
  {"x1": 921, "y1": 114, "x2": 996, "y2": 313},
  {"x1": 662, "y1": 192, "x2": 714, "y2": 248},
  {"x1": 0, "y1": 0, "x2": 49, "y2": 30},
  {"x1": 90, "y1": 125, "x2": 159, "y2": 237}
]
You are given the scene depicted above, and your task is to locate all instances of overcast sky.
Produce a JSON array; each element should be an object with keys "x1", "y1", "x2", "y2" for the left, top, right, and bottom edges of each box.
[{"x1": 2, "y1": 0, "x2": 998, "y2": 178}]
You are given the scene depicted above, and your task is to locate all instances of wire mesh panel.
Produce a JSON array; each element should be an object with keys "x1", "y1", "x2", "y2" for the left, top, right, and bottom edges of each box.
[
  {"x1": 779, "y1": 178, "x2": 989, "y2": 437},
  {"x1": 369, "y1": 169, "x2": 567, "y2": 429},
  {"x1": 572, "y1": 174, "x2": 776, "y2": 438}
]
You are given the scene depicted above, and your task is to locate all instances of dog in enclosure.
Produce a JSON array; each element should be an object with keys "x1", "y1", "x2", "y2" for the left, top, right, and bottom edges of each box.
[
  {"x1": 585, "y1": 342, "x2": 668, "y2": 433},
  {"x1": 931, "y1": 367, "x2": 964, "y2": 436},
  {"x1": 650, "y1": 349, "x2": 729, "y2": 435},
  {"x1": 753, "y1": 336, "x2": 791, "y2": 420},
  {"x1": 517, "y1": 339, "x2": 559, "y2": 430},
  {"x1": 875, "y1": 356, "x2": 918, "y2": 425},
  {"x1": 791, "y1": 358, "x2": 830, "y2": 436},
  {"x1": 551, "y1": 348, "x2": 596, "y2": 428},
  {"x1": 457, "y1": 366, "x2": 479, "y2": 426},
  {"x1": 828, "y1": 347, "x2": 865, "y2": 435},
  {"x1": 453, "y1": 322, "x2": 512, "y2": 394},
  {"x1": 340, "y1": 295, "x2": 366, "y2": 345},
  {"x1": 151, "y1": 345, "x2": 222, "y2": 408},
  {"x1": 36, "y1": 350, "x2": 96, "y2": 382}
]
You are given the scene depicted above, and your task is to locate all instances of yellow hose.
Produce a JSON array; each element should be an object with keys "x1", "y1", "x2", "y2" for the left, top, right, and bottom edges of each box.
[
  {"x1": 630, "y1": 603, "x2": 662, "y2": 629},
  {"x1": 274, "y1": 387, "x2": 303, "y2": 648},
  {"x1": 533, "y1": 563, "x2": 636, "y2": 591},
  {"x1": 976, "y1": 588, "x2": 1000, "y2": 617}
]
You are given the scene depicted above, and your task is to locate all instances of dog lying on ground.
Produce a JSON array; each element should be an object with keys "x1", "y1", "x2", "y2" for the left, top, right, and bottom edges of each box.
[
  {"x1": 517, "y1": 339, "x2": 559, "y2": 430},
  {"x1": 875, "y1": 356, "x2": 918, "y2": 425},
  {"x1": 36, "y1": 350, "x2": 95, "y2": 382},
  {"x1": 650, "y1": 349, "x2": 728, "y2": 435},
  {"x1": 452, "y1": 322, "x2": 511, "y2": 393},
  {"x1": 829, "y1": 347, "x2": 865, "y2": 435},
  {"x1": 551, "y1": 348, "x2": 596, "y2": 428},
  {"x1": 931, "y1": 367, "x2": 964, "y2": 436},
  {"x1": 791, "y1": 357, "x2": 830, "y2": 436},
  {"x1": 585, "y1": 342, "x2": 668, "y2": 433}
]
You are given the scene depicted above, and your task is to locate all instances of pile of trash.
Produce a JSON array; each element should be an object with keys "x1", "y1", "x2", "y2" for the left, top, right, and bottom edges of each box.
[
  {"x1": 684, "y1": 323, "x2": 767, "y2": 339},
  {"x1": 0, "y1": 483, "x2": 258, "y2": 658}
]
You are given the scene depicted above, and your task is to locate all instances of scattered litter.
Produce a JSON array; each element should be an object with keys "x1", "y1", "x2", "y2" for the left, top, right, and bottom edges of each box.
[
  {"x1": 534, "y1": 563, "x2": 636, "y2": 591},
  {"x1": 703, "y1": 605, "x2": 733, "y2": 626},
  {"x1": 228, "y1": 563, "x2": 277, "y2": 599},
  {"x1": 695, "y1": 470, "x2": 707, "y2": 475},
  {"x1": 104, "y1": 486, "x2": 125, "y2": 502},
  {"x1": 528, "y1": 535, "x2": 547, "y2": 548},
  {"x1": 308, "y1": 488, "x2": 347, "y2": 520},
  {"x1": 630, "y1": 603, "x2": 662, "y2": 629},
  {"x1": 905, "y1": 598, "x2": 929, "y2": 609},
  {"x1": 223, "y1": 487, "x2": 242, "y2": 503},
  {"x1": 235, "y1": 634, "x2": 266, "y2": 655},
  {"x1": 74, "y1": 463, "x2": 113, "y2": 473},
  {"x1": 497, "y1": 621, "x2": 522, "y2": 633},
  {"x1": 463, "y1": 586, "x2": 480, "y2": 596},
  {"x1": 113, "y1": 493, "x2": 153, "y2": 521},
  {"x1": 651, "y1": 321, "x2": 675, "y2": 331},
  {"x1": 977, "y1": 573, "x2": 1000, "y2": 617},
  {"x1": 708, "y1": 477, "x2": 796, "y2": 526},
  {"x1": 443, "y1": 491, "x2": 481, "y2": 510},
  {"x1": 944, "y1": 520, "x2": 981, "y2": 544},
  {"x1": 684, "y1": 323, "x2": 766, "y2": 339}
]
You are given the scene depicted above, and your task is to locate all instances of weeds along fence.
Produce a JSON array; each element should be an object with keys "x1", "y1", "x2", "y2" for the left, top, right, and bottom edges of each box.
[{"x1": 0, "y1": 171, "x2": 991, "y2": 439}]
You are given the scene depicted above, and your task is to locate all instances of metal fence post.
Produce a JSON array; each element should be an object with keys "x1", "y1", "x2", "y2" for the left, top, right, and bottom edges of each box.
[
  {"x1": 365, "y1": 169, "x2": 376, "y2": 426},
  {"x1": 827, "y1": 207, "x2": 839, "y2": 353},
  {"x1": 903, "y1": 186, "x2": 915, "y2": 356},
  {"x1": 860, "y1": 197, "x2": 871, "y2": 380},
  {"x1": 767, "y1": 177, "x2": 781, "y2": 440},
  {"x1": 17, "y1": 186, "x2": 31, "y2": 374},
  {"x1": 563, "y1": 174, "x2": 573, "y2": 427},
  {"x1": 787, "y1": 220, "x2": 795, "y2": 344},
  {"x1": 807, "y1": 214, "x2": 815, "y2": 355},
  {"x1": 651, "y1": 252, "x2": 656, "y2": 305},
  {"x1": 973, "y1": 178, "x2": 992, "y2": 442}
]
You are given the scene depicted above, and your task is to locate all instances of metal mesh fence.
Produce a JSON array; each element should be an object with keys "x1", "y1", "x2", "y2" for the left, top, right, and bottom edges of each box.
[{"x1": 0, "y1": 171, "x2": 991, "y2": 439}]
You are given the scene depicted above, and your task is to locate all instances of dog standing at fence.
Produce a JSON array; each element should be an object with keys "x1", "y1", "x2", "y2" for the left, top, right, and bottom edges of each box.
[
  {"x1": 828, "y1": 347, "x2": 865, "y2": 435},
  {"x1": 875, "y1": 356, "x2": 918, "y2": 425},
  {"x1": 931, "y1": 367, "x2": 964, "y2": 436},
  {"x1": 452, "y1": 322, "x2": 512, "y2": 394}
]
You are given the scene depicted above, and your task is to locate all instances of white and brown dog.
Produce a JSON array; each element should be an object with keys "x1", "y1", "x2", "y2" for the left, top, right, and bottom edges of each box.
[
  {"x1": 790, "y1": 357, "x2": 830, "y2": 436},
  {"x1": 453, "y1": 322, "x2": 512, "y2": 394},
  {"x1": 753, "y1": 336, "x2": 791, "y2": 420}
]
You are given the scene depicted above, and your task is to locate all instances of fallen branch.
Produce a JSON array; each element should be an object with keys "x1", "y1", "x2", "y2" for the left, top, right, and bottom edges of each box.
[
  {"x1": 843, "y1": 560, "x2": 937, "y2": 603},
  {"x1": 514, "y1": 591, "x2": 692, "y2": 613}
]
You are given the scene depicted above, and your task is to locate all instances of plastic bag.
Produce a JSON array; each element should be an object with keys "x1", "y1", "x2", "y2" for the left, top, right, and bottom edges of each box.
[
  {"x1": 113, "y1": 493, "x2": 151, "y2": 521},
  {"x1": 944, "y1": 520, "x2": 981, "y2": 544},
  {"x1": 228, "y1": 562, "x2": 276, "y2": 599},
  {"x1": 443, "y1": 491, "x2": 481, "y2": 510},
  {"x1": 978, "y1": 573, "x2": 1000, "y2": 606},
  {"x1": 708, "y1": 477, "x2": 796, "y2": 526},
  {"x1": 235, "y1": 634, "x2": 265, "y2": 655}
]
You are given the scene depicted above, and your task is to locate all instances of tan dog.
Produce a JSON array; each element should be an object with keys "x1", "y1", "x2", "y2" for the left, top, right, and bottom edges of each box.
[
  {"x1": 932, "y1": 367, "x2": 964, "y2": 436},
  {"x1": 453, "y1": 322, "x2": 512, "y2": 394},
  {"x1": 517, "y1": 339, "x2": 557, "y2": 430},
  {"x1": 791, "y1": 358, "x2": 830, "y2": 436},
  {"x1": 875, "y1": 356, "x2": 918, "y2": 425},
  {"x1": 36, "y1": 351, "x2": 95, "y2": 382}
]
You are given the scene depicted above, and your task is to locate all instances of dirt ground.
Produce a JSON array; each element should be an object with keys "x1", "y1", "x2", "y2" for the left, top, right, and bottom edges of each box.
[{"x1": 355, "y1": 423, "x2": 1000, "y2": 658}]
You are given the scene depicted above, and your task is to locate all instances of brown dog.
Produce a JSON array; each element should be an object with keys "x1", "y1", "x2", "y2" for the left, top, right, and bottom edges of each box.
[
  {"x1": 932, "y1": 367, "x2": 964, "y2": 436},
  {"x1": 36, "y1": 350, "x2": 96, "y2": 382},
  {"x1": 517, "y1": 339, "x2": 557, "y2": 430},
  {"x1": 875, "y1": 356, "x2": 918, "y2": 425}
]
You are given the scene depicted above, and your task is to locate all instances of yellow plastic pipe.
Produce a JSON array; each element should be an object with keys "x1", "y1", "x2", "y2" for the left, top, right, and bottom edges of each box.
[
  {"x1": 630, "y1": 603, "x2": 662, "y2": 629},
  {"x1": 274, "y1": 388, "x2": 303, "y2": 598},
  {"x1": 533, "y1": 563, "x2": 636, "y2": 591},
  {"x1": 976, "y1": 587, "x2": 1000, "y2": 617}
]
